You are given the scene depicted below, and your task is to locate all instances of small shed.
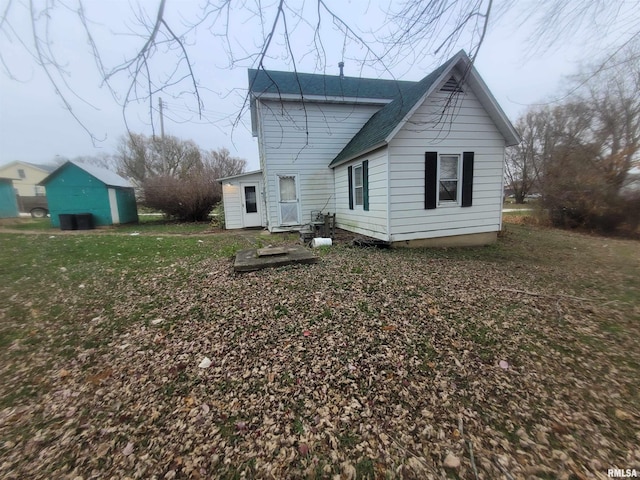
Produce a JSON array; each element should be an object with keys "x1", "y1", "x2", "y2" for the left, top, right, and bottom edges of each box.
[
  {"x1": 218, "y1": 170, "x2": 266, "y2": 229},
  {"x1": 40, "y1": 161, "x2": 138, "y2": 228},
  {"x1": 0, "y1": 177, "x2": 19, "y2": 218}
]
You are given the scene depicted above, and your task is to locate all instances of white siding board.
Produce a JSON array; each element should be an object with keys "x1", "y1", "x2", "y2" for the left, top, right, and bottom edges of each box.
[
  {"x1": 391, "y1": 208, "x2": 497, "y2": 223},
  {"x1": 221, "y1": 171, "x2": 266, "y2": 229},
  {"x1": 257, "y1": 99, "x2": 380, "y2": 229},
  {"x1": 334, "y1": 148, "x2": 389, "y2": 241},
  {"x1": 388, "y1": 88, "x2": 506, "y2": 241},
  {"x1": 222, "y1": 184, "x2": 243, "y2": 229}
]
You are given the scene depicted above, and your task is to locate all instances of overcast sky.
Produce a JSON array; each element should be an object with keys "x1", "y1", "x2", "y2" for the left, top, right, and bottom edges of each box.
[{"x1": 0, "y1": 1, "x2": 633, "y2": 172}]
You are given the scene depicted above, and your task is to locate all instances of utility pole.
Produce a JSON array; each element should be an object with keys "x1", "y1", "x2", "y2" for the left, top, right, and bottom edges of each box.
[
  {"x1": 158, "y1": 97, "x2": 165, "y2": 139},
  {"x1": 158, "y1": 97, "x2": 166, "y2": 171}
]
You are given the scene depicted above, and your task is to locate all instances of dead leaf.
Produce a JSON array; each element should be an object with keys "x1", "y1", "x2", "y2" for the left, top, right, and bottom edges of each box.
[
  {"x1": 122, "y1": 442, "x2": 134, "y2": 456},
  {"x1": 86, "y1": 368, "x2": 112, "y2": 385},
  {"x1": 443, "y1": 453, "x2": 460, "y2": 469}
]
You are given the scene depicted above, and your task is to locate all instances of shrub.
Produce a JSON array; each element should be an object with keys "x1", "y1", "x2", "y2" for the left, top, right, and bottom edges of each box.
[
  {"x1": 210, "y1": 201, "x2": 225, "y2": 229},
  {"x1": 142, "y1": 172, "x2": 219, "y2": 222}
]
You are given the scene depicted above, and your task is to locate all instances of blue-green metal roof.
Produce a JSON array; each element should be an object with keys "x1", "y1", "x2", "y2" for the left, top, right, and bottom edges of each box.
[
  {"x1": 248, "y1": 69, "x2": 416, "y2": 100},
  {"x1": 329, "y1": 55, "x2": 459, "y2": 166}
]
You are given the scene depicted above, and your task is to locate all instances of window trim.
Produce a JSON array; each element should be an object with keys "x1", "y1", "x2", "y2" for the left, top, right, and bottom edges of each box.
[
  {"x1": 353, "y1": 164, "x2": 364, "y2": 207},
  {"x1": 437, "y1": 153, "x2": 461, "y2": 205}
]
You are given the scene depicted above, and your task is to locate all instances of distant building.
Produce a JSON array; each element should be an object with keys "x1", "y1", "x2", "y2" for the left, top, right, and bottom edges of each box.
[
  {"x1": 0, "y1": 161, "x2": 55, "y2": 197},
  {"x1": 0, "y1": 178, "x2": 19, "y2": 218}
]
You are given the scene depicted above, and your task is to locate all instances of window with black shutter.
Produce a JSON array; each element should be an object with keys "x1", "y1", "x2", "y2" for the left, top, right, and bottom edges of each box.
[
  {"x1": 425, "y1": 151, "x2": 474, "y2": 208},
  {"x1": 348, "y1": 161, "x2": 369, "y2": 211}
]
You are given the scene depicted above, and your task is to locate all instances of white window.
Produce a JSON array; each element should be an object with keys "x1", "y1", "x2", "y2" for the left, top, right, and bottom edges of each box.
[
  {"x1": 353, "y1": 165, "x2": 363, "y2": 206},
  {"x1": 439, "y1": 155, "x2": 460, "y2": 203}
]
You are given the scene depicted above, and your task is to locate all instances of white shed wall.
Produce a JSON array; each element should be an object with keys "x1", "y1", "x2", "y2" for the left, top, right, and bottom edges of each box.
[
  {"x1": 334, "y1": 148, "x2": 390, "y2": 241},
  {"x1": 388, "y1": 89, "x2": 506, "y2": 241},
  {"x1": 256, "y1": 99, "x2": 381, "y2": 230},
  {"x1": 221, "y1": 171, "x2": 266, "y2": 229}
]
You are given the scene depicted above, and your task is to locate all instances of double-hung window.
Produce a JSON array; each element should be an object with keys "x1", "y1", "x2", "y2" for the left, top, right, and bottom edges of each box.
[
  {"x1": 348, "y1": 160, "x2": 369, "y2": 211},
  {"x1": 438, "y1": 155, "x2": 460, "y2": 203},
  {"x1": 354, "y1": 165, "x2": 363, "y2": 206},
  {"x1": 425, "y1": 151, "x2": 474, "y2": 209}
]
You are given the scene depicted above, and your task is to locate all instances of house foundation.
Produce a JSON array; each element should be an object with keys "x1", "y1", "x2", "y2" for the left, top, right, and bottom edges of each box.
[{"x1": 391, "y1": 231, "x2": 497, "y2": 248}]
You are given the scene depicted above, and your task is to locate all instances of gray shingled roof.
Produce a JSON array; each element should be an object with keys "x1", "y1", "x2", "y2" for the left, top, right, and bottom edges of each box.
[
  {"x1": 329, "y1": 55, "x2": 458, "y2": 166},
  {"x1": 248, "y1": 69, "x2": 416, "y2": 100},
  {"x1": 41, "y1": 161, "x2": 132, "y2": 188},
  {"x1": 24, "y1": 162, "x2": 56, "y2": 173}
]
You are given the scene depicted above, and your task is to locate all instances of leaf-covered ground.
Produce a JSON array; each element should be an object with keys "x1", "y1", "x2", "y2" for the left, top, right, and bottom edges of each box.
[{"x1": 0, "y1": 224, "x2": 638, "y2": 479}]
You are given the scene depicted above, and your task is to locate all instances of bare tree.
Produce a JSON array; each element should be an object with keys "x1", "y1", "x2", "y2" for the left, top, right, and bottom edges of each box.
[
  {"x1": 114, "y1": 133, "x2": 247, "y2": 220},
  {"x1": 579, "y1": 45, "x2": 640, "y2": 192},
  {"x1": 203, "y1": 148, "x2": 247, "y2": 180},
  {"x1": 116, "y1": 133, "x2": 202, "y2": 184},
  {"x1": 0, "y1": 0, "x2": 496, "y2": 140},
  {"x1": 510, "y1": 45, "x2": 640, "y2": 232},
  {"x1": 505, "y1": 109, "x2": 549, "y2": 203},
  {"x1": 1, "y1": 1, "x2": 637, "y2": 143}
]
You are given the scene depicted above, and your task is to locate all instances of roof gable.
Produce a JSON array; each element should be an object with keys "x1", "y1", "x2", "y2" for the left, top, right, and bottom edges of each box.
[
  {"x1": 329, "y1": 56, "x2": 457, "y2": 167},
  {"x1": 41, "y1": 161, "x2": 132, "y2": 188},
  {"x1": 330, "y1": 50, "x2": 520, "y2": 166}
]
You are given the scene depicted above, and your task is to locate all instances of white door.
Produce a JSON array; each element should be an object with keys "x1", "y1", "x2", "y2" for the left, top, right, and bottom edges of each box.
[
  {"x1": 108, "y1": 188, "x2": 120, "y2": 224},
  {"x1": 240, "y1": 183, "x2": 262, "y2": 227},
  {"x1": 277, "y1": 174, "x2": 300, "y2": 225}
]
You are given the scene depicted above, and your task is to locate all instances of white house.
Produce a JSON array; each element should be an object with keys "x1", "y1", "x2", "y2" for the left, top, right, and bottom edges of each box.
[{"x1": 222, "y1": 50, "x2": 520, "y2": 246}]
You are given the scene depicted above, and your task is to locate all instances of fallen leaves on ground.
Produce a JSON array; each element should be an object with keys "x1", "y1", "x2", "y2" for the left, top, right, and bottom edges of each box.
[{"x1": 0, "y1": 233, "x2": 639, "y2": 479}]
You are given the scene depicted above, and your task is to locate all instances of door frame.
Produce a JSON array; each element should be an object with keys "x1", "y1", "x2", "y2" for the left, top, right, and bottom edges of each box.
[
  {"x1": 275, "y1": 173, "x2": 301, "y2": 226},
  {"x1": 240, "y1": 182, "x2": 262, "y2": 228}
]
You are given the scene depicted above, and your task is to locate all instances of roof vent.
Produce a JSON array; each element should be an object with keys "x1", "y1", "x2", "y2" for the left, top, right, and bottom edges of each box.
[
  {"x1": 338, "y1": 61, "x2": 344, "y2": 79},
  {"x1": 440, "y1": 76, "x2": 463, "y2": 93}
]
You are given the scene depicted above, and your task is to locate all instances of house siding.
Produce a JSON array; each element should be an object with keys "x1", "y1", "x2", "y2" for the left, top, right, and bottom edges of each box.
[
  {"x1": 222, "y1": 184, "x2": 243, "y2": 229},
  {"x1": 256, "y1": 99, "x2": 381, "y2": 230},
  {"x1": 388, "y1": 89, "x2": 506, "y2": 242},
  {"x1": 334, "y1": 148, "x2": 389, "y2": 241},
  {"x1": 221, "y1": 171, "x2": 266, "y2": 229}
]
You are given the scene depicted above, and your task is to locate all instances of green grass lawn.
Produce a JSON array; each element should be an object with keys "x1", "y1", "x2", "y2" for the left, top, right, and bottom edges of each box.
[
  {"x1": 0, "y1": 224, "x2": 638, "y2": 479},
  {"x1": 0, "y1": 216, "x2": 218, "y2": 235}
]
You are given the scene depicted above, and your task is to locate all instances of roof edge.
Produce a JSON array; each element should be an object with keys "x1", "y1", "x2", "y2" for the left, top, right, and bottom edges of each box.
[
  {"x1": 329, "y1": 143, "x2": 387, "y2": 168},
  {"x1": 217, "y1": 169, "x2": 263, "y2": 183},
  {"x1": 39, "y1": 160, "x2": 132, "y2": 188}
]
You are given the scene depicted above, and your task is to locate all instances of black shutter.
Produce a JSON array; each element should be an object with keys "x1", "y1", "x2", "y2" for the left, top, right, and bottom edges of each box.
[
  {"x1": 462, "y1": 151, "x2": 474, "y2": 207},
  {"x1": 362, "y1": 160, "x2": 369, "y2": 211},
  {"x1": 348, "y1": 165, "x2": 354, "y2": 210},
  {"x1": 425, "y1": 152, "x2": 437, "y2": 209}
]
